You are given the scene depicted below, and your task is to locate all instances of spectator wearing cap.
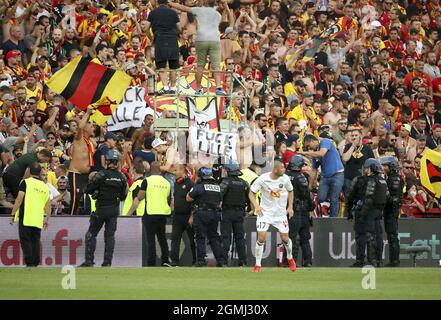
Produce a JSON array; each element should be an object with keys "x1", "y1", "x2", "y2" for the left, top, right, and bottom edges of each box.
[
  {"x1": 56, "y1": 123, "x2": 72, "y2": 153},
  {"x1": 133, "y1": 137, "x2": 156, "y2": 165},
  {"x1": 408, "y1": 134, "x2": 429, "y2": 165},
  {"x1": 126, "y1": 62, "x2": 141, "y2": 86},
  {"x1": 92, "y1": 132, "x2": 117, "y2": 172},
  {"x1": 44, "y1": 28, "x2": 67, "y2": 68},
  {"x1": 271, "y1": 81, "x2": 288, "y2": 113},
  {"x1": 220, "y1": 26, "x2": 240, "y2": 61},
  {"x1": 286, "y1": 92, "x2": 319, "y2": 133},
  {"x1": 4, "y1": 50, "x2": 26, "y2": 82},
  {"x1": 31, "y1": 54, "x2": 52, "y2": 83},
  {"x1": 427, "y1": 123, "x2": 441, "y2": 150},
  {"x1": 397, "y1": 124, "x2": 417, "y2": 153},
  {"x1": 24, "y1": 69, "x2": 42, "y2": 101}
]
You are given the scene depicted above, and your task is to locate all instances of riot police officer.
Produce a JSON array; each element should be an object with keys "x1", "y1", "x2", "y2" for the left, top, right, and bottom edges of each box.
[
  {"x1": 79, "y1": 149, "x2": 128, "y2": 267},
  {"x1": 219, "y1": 163, "x2": 250, "y2": 266},
  {"x1": 286, "y1": 155, "x2": 314, "y2": 267},
  {"x1": 380, "y1": 156, "x2": 404, "y2": 267},
  {"x1": 346, "y1": 158, "x2": 388, "y2": 267},
  {"x1": 186, "y1": 167, "x2": 227, "y2": 267}
]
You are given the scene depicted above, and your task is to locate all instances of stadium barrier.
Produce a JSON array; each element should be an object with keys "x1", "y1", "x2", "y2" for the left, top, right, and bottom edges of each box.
[{"x1": 0, "y1": 217, "x2": 440, "y2": 267}]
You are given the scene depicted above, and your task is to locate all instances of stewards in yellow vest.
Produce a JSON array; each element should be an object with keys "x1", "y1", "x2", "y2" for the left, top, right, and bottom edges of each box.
[
  {"x1": 9, "y1": 163, "x2": 51, "y2": 267},
  {"x1": 122, "y1": 160, "x2": 146, "y2": 216},
  {"x1": 127, "y1": 162, "x2": 172, "y2": 266}
]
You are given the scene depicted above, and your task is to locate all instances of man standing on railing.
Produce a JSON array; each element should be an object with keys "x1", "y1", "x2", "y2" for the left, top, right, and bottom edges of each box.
[
  {"x1": 146, "y1": 0, "x2": 181, "y2": 95},
  {"x1": 169, "y1": 0, "x2": 227, "y2": 96}
]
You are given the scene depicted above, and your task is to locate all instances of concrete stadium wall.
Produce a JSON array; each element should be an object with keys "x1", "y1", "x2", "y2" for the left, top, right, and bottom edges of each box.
[{"x1": 0, "y1": 217, "x2": 440, "y2": 267}]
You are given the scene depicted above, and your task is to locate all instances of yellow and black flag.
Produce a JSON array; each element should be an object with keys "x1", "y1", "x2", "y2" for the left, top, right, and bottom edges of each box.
[
  {"x1": 46, "y1": 57, "x2": 131, "y2": 110},
  {"x1": 420, "y1": 149, "x2": 441, "y2": 198}
]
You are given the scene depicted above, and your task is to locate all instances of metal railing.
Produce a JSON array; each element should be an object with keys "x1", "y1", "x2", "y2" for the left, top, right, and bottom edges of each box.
[{"x1": 150, "y1": 68, "x2": 250, "y2": 133}]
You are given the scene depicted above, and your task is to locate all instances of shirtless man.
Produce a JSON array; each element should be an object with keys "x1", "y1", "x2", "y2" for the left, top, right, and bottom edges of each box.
[
  {"x1": 323, "y1": 99, "x2": 342, "y2": 134},
  {"x1": 152, "y1": 137, "x2": 180, "y2": 193},
  {"x1": 131, "y1": 114, "x2": 154, "y2": 151},
  {"x1": 68, "y1": 108, "x2": 96, "y2": 215},
  {"x1": 221, "y1": 28, "x2": 241, "y2": 61}
]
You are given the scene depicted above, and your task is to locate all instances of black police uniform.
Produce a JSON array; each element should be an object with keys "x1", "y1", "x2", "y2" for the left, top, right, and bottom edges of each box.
[
  {"x1": 188, "y1": 178, "x2": 226, "y2": 266},
  {"x1": 170, "y1": 176, "x2": 196, "y2": 266},
  {"x1": 346, "y1": 174, "x2": 388, "y2": 266},
  {"x1": 83, "y1": 169, "x2": 127, "y2": 266},
  {"x1": 383, "y1": 171, "x2": 404, "y2": 265},
  {"x1": 287, "y1": 170, "x2": 314, "y2": 266},
  {"x1": 219, "y1": 175, "x2": 250, "y2": 266}
]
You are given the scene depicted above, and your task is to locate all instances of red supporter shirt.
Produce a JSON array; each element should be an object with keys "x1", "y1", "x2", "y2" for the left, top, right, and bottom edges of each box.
[
  {"x1": 404, "y1": 71, "x2": 432, "y2": 89},
  {"x1": 432, "y1": 77, "x2": 441, "y2": 105}
]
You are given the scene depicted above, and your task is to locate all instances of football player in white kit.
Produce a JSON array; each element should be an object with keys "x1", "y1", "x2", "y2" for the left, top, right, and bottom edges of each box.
[{"x1": 248, "y1": 160, "x2": 296, "y2": 272}]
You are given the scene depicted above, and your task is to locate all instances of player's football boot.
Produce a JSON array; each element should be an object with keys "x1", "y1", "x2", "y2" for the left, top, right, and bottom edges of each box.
[
  {"x1": 252, "y1": 265, "x2": 261, "y2": 273},
  {"x1": 288, "y1": 258, "x2": 297, "y2": 272}
]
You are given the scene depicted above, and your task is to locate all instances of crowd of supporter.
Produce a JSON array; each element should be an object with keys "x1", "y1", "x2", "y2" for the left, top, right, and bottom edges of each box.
[{"x1": 0, "y1": 0, "x2": 441, "y2": 218}]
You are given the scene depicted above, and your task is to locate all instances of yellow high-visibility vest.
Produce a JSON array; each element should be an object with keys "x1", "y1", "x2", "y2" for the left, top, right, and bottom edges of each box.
[
  {"x1": 145, "y1": 175, "x2": 171, "y2": 215},
  {"x1": 240, "y1": 168, "x2": 260, "y2": 215},
  {"x1": 88, "y1": 195, "x2": 97, "y2": 213},
  {"x1": 122, "y1": 179, "x2": 145, "y2": 216},
  {"x1": 16, "y1": 177, "x2": 50, "y2": 229}
]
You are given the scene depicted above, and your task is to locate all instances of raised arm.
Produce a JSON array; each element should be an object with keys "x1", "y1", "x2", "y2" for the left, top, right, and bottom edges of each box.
[
  {"x1": 168, "y1": 2, "x2": 193, "y2": 13},
  {"x1": 75, "y1": 108, "x2": 92, "y2": 140}
]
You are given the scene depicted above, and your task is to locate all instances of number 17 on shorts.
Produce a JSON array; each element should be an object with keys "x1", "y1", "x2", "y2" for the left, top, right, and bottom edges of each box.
[{"x1": 256, "y1": 215, "x2": 289, "y2": 233}]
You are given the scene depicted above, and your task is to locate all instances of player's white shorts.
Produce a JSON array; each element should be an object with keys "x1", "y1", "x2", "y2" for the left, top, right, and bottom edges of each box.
[{"x1": 256, "y1": 214, "x2": 289, "y2": 234}]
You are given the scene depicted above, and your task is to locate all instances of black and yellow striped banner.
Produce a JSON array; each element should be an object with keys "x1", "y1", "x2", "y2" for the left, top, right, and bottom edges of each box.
[{"x1": 46, "y1": 57, "x2": 131, "y2": 110}]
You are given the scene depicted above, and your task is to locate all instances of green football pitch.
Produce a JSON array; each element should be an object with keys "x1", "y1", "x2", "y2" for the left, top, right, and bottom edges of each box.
[{"x1": 0, "y1": 267, "x2": 440, "y2": 300}]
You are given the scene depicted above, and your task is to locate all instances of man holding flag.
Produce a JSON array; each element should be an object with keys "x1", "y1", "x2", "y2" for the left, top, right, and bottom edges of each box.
[{"x1": 68, "y1": 108, "x2": 96, "y2": 215}]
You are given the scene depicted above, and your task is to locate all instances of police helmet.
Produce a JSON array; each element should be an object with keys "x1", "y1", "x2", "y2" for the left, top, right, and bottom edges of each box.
[
  {"x1": 379, "y1": 156, "x2": 399, "y2": 172},
  {"x1": 105, "y1": 149, "x2": 120, "y2": 161},
  {"x1": 197, "y1": 166, "x2": 213, "y2": 179},
  {"x1": 288, "y1": 155, "x2": 305, "y2": 171},
  {"x1": 363, "y1": 158, "x2": 383, "y2": 175},
  {"x1": 224, "y1": 163, "x2": 243, "y2": 176}
]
